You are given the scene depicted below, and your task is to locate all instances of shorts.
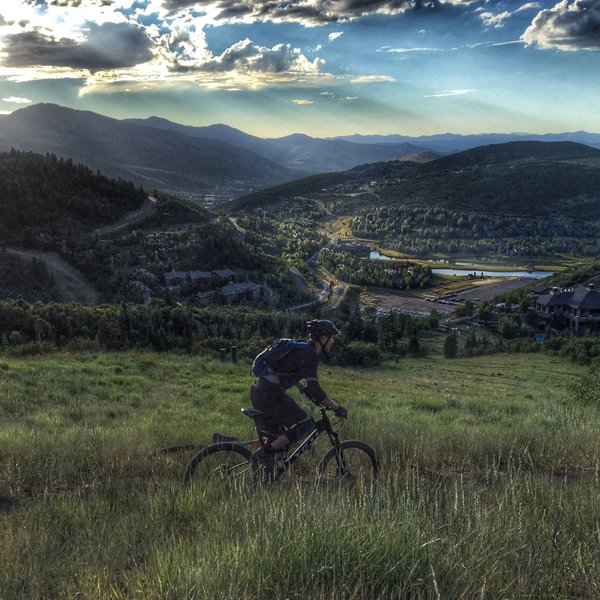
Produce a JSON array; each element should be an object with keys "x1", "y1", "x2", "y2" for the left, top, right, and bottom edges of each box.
[{"x1": 250, "y1": 378, "x2": 309, "y2": 435}]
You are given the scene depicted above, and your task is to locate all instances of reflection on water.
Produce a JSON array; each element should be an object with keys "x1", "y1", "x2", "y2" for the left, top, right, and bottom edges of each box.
[
  {"x1": 432, "y1": 268, "x2": 553, "y2": 279},
  {"x1": 369, "y1": 251, "x2": 392, "y2": 260},
  {"x1": 369, "y1": 250, "x2": 553, "y2": 278}
]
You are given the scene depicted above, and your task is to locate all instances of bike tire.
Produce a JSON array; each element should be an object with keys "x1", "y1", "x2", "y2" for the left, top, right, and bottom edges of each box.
[
  {"x1": 318, "y1": 440, "x2": 379, "y2": 484},
  {"x1": 183, "y1": 442, "x2": 254, "y2": 487}
]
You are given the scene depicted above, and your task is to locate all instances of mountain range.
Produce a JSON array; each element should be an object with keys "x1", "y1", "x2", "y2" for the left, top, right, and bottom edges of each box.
[
  {"x1": 0, "y1": 104, "x2": 421, "y2": 199},
  {"x1": 1, "y1": 103, "x2": 600, "y2": 203},
  {"x1": 334, "y1": 132, "x2": 600, "y2": 154}
]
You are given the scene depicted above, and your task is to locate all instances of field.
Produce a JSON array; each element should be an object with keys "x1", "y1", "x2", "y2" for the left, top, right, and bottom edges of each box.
[{"x1": 1, "y1": 352, "x2": 599, "y2": 599}]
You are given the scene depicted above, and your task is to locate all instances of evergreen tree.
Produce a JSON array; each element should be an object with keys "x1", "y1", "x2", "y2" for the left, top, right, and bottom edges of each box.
[{"x1": 443, "y1": 331, "x2": 458, "y2": 359}]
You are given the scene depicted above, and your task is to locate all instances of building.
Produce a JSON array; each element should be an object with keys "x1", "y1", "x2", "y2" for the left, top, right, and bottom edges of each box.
[
  {"x1": 220, "y1": 282, "x2": 262, "y2": 304},
  {"x1": 535, "y1": 283, "x2": 600, "y2": 334}
]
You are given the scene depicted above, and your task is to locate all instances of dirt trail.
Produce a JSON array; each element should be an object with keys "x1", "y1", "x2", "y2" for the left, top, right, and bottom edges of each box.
[
  {"x1": 92, "y1": 196, "x2": 157, "y2": 236},
  {"x1": 5, "y1": 248, "x2": 99, "y2": 305}
]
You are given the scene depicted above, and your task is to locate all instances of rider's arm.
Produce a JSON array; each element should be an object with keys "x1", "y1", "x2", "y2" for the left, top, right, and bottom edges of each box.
[{"x1": 303, "y1": 377, "x2": 341, "y2": 411}]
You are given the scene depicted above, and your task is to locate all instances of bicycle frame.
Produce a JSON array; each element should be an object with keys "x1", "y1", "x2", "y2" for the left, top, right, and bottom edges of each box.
[{"x1": 250, "y1": 407, "x2": 343, "y2": 480}]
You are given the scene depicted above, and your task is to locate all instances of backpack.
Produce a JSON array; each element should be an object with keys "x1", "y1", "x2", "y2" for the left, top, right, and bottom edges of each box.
[{"x1": 251, "y1": 338, "x2": 309, "y2": 383}]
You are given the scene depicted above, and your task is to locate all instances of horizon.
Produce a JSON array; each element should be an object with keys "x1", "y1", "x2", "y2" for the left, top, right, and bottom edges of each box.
[
  {"x1": 5, "y1": 102, "x2": 600, "y2": 141},
  {"x1": 1, "y1": 1, "x2": 599, "y2": 138}
]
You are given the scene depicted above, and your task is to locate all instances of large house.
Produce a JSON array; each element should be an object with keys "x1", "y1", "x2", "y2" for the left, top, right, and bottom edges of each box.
[{"x1": 535, "y1": 283, "x2": 600, "y2": 333}]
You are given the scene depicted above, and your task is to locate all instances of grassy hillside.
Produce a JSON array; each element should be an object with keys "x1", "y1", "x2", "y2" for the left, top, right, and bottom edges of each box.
[{"x1": 1, "y1": 352, "x2": 599, "y2": 598}]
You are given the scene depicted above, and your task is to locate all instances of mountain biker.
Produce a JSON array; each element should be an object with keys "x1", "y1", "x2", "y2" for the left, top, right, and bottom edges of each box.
[{"x1": 252, "y1": 319, "x2": 348, "y2": 475}]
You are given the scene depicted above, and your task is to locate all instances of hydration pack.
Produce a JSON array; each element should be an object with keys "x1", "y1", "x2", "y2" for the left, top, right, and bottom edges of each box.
[{"x1": 251, "y1": 338, "x2": 309, "y2": 384}]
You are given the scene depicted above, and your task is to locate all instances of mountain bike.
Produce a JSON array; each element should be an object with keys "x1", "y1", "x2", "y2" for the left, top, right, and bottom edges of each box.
[{"x1": 182, "y1": 405, "x2": 379, "y2": 486}]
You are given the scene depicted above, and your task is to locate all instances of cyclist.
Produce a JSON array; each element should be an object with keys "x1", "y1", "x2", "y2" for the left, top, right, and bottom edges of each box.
[{"x1": 252, "y1": 319, "x2": 348, "y2": 475}]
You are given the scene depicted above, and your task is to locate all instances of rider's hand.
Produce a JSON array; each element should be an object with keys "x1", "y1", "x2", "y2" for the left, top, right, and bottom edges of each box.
[{"x1": 334, "y1": 405, "x2": 348, "y2": 419}]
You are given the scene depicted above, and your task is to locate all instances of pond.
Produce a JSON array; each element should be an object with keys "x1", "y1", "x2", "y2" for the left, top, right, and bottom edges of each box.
[
  {"x1": 432, "y1": 268, "x2": 553, "y2": 279},
  {"x1": 369, "y1": 251, "x2": 393, "y2": 260},
  {"x1": 369, "y1": 250, "x2": 554, "y2": 278}
]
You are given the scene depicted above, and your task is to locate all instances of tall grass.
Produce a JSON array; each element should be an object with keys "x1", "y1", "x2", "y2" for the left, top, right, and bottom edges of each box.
[{"x1": 1, "y1": 352, "x2": 599, "y2": 598}]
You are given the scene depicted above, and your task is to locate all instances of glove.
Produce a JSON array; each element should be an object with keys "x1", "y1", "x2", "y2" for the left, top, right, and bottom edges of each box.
[{"x1": 334, "y1": 405, "x2": 348, "y2": 419}]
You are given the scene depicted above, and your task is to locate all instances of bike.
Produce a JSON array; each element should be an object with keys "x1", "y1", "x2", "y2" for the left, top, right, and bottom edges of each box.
[{"x1": 181, "y1": 404, "x2": 379, "y2": 486}]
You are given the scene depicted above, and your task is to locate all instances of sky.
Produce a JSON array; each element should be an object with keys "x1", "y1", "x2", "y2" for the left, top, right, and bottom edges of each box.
[{"x1": 0, "y1": 0, "x2": 598, "y2": 137}]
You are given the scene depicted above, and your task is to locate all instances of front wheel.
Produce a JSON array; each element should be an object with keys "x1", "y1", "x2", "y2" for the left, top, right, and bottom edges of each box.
[
  {"x1": 318, "y1": 440, "x2": 379, "y2": 485},
  {"x1": 183, "y1": 442, "x2": 254, "y2": 487}
]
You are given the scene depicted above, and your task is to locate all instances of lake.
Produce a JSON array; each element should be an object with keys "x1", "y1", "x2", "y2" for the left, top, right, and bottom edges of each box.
[
  {"x1": 432, "y1": 268, "x2": 553, "y2": 279},
  {"x1": 369, "y1": 251, "x2": 553, "y2": 279}
]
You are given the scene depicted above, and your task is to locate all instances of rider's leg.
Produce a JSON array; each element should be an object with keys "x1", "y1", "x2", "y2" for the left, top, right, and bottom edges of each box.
[{"x1": 268, "y1": 416, "x2": 314, "y2": 450}]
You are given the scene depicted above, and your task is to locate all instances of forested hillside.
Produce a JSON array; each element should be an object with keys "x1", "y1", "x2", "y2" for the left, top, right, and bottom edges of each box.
[
  {"x1": 0, "y1": 150, "x2": 146, "y2": 245},
  {"x1": 233, "y1": 141, "x2": 600, "y2": 219}
]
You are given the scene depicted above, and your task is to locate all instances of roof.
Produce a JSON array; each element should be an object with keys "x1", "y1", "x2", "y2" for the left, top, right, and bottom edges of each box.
[
  {"x1": 189, "y1": 270, "x2": 213, "y2": 280},
  {"x1": 213, "y1": 268, "x2": 236, "y2": 278},
  {"x1": 221, "y1": 282, "x2": 261, "y2": 296},
  {"x1": 536, "y1": 287, "x2": 600, "y2": 311}
]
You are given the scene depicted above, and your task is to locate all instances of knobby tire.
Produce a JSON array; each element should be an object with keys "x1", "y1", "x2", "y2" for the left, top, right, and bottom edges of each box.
[
  {"x1": 318, "y1": 440, "x2": 379, "y2": 483},
  {"x1": 183, "y1": 442, "x2": 254, "y2": 486}
]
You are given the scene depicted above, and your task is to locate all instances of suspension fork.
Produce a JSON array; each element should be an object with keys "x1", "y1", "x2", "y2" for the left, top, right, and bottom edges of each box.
[{"x1": 328, "y1": 430, "x2": 348, "y2": 474}]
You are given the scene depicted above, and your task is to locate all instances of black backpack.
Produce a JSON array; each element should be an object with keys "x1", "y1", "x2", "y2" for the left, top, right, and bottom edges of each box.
[{"x1": 251, "y1": 338, "x2": 309, "y2": 382}]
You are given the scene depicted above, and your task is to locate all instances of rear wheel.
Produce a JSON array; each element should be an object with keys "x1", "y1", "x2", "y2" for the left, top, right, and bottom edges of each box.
[
  {"x1": 183, "y1": 442, "x2": 254, "y2": 488},
  {"x1": 318, "y1": 440, "x2": 379, "y2": 485}
]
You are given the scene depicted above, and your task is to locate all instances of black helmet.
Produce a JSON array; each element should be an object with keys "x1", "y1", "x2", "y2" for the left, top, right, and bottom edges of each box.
[{"x1": 307, "y1": 319, "x2": 340, "y2": 338}]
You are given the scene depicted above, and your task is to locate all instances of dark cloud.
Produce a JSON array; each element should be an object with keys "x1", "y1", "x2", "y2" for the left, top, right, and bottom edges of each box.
[
  {"x1": 522, "y1": 0, "x2": 600, "y2": 50},
  {"x1": 48, "y1": 0, "x2": 114, "y2": 6},
  {"x1": 161, "y1": 0, "x2": 442, "y2": 23},
  {"x1": 1, "y1": 22, "x2": 153, "y2": 71}
]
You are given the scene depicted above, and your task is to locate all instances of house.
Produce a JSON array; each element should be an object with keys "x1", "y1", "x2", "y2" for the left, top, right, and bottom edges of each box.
[
  {"x1": 164, "y1": 270, "x2": 189, "y2": 286},
  {"x1": 189, "y1": 271, "x2": 213, "y2": 283},
  {"x1": 195, "y1": 290, "x2": 216, "y2": 305},
  {"x1": 535, "y1": 283, "x2": 600, "y2": 333},
  {"x1": 212, "y1": 268, "x2": 236, "y2": 282},
  {"x1": 220, "y1": 282, "x2": 262, "y2": 304},
  {"x1": 132, "y1": 268, "x2": 159, "y2": 285},
  {"x1": 129, "y1": 280, "x2": 154, "y2": 302}
]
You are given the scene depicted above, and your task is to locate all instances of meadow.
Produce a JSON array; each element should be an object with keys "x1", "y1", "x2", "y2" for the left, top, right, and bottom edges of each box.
[{"x1": 1, "y1": 351, "x2": 599, "y2": 599}]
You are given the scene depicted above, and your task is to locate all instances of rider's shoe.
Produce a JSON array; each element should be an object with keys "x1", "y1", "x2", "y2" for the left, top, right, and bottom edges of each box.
[{"x1": 254, "y1": 446, "x2": 277, "y2": 481}]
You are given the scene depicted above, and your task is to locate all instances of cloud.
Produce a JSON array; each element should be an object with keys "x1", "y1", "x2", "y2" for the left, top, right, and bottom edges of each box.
[
  {"x1": 2, "y1": 96, "x2": 33, "y2": 104},
  {"x1": 387, "y1": 46, "x2": 440, "y2": 53},
  {"x1": 344, "y1": 96, "x2": 358, "y2": 100},
  {"x1": 479, "y1": 10, "x2": 512, "y2": 28},
  {"x1": 522, "y1": 0, "x2": 600, "y2": 51},
  {"x1": 516, "y1": 2, "x2": 541, "y2": 12},
  {"x1": 328, "y1": 31, "x2": 344, "y2": 42},
  {"x1": 293, "y1": 98, "x2": 314, "y2": 104},
  {"x1": 197, "y1": 39, "x2": 323, "y2": 75},
  {"x1": 0, "y1": 22, "x2": 154, "y2": 71},
  {"x1": 350, "y1": 74, "x2": 396, "y2": 83},
  {"x1": 425, "y1": 88, "x2": 475, "y2": 97},
  {"x1": 160, "y1": 0, "x2": 444, "y2": 25}
]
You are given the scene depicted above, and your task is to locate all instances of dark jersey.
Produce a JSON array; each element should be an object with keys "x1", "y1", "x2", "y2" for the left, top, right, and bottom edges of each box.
[{"x1": 260, "y1": 342, "x2": 327, "y2": 404}]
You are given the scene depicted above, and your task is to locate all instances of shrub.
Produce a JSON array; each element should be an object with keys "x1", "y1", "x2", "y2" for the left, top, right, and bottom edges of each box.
[
  {"x1": 336, "y1": 341, "x2": 383, "y2": 367},
  {"x1": 573, "y1": 367, "x2": 600, "y2": 406}
]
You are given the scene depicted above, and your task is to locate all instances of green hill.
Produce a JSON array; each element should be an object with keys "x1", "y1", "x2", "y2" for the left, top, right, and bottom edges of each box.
[
  {"x1": 391, "y1": 141, "x2": 600, "y2": 218},
  {"x1": 0, "y1": 149, "x2": 147, "y2": 245},
  {"x1": 233, "y1": 141, "x2": 600, "y2": 220}
]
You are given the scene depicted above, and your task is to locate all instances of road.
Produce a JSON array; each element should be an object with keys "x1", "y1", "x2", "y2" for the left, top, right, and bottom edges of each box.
[{"x1": 92, "y1": 196, "x2": 157, "y2": 237}]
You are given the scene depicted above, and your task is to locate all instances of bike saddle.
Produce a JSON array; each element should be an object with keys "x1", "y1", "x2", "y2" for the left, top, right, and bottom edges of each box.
[{"x1": 241, "y1": 407, "x2": 265, "y2": 420}]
